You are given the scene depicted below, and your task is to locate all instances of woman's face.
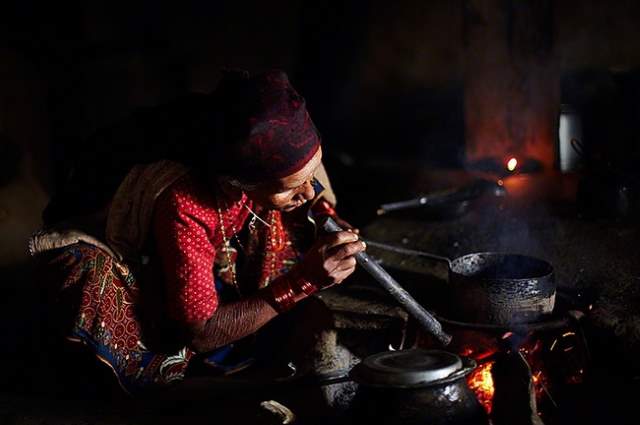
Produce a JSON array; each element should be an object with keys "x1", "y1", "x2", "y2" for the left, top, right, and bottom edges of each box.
[{"x1": 246, "y1": 147, "x2": 323, "y2": 212}]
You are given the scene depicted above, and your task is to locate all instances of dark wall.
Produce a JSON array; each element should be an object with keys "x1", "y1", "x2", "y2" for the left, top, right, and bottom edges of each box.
[
  {"x1": 3, "y1": 1, "x2": 640, "y2": 178},
  {"x1": 2, "y1": 0, "x2": 640, "y2": 265},
  {"x1": 0, "y1": 0, "x2": 468, "y2": 188}
]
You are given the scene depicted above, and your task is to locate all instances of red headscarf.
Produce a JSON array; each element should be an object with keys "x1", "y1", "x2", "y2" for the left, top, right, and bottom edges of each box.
[{"x1": 213, "y1": 69, "x2": 321, "y2": 184}]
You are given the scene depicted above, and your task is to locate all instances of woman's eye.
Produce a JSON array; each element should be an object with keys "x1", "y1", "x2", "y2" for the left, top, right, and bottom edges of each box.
[{"x1": 276, "y1": 189, "x2": 294, "y2": 197}]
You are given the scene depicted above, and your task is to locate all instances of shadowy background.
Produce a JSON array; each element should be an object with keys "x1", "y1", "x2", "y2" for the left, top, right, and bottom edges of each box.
[
  {"x1": 1, "y1": 1, "x2": 640, "y2": 238},
  {"x1": 1, "y1": 1, "x2": 640, "y2": 412}
]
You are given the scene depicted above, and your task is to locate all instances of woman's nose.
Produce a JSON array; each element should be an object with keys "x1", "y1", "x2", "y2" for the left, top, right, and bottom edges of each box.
[{"x1": 300, "y1": 180, "x2": 316, "y2": 201}]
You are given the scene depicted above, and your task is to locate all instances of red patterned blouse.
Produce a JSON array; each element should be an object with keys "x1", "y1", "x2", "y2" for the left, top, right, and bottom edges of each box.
[{"x1": 153, "y1": 174, "x2": 250, "y2": 324}]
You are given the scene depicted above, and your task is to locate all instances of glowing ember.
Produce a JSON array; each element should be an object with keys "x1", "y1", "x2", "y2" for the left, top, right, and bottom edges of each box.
[
  {"x1": 501, "y1": 331, "x2": 514, "y2": 339},
  {"x1": 460, "y1": 347, "x2": 475, "y2": 357},
  {"x1": 532, "y1": 371, "x2": 542, "y2": 383},
  {"x1": 506, "y1": 157, "x2": 518, "y2": 172},
  {"x1": 467, "y1": 361, "x2": 495, "y2": 414}
]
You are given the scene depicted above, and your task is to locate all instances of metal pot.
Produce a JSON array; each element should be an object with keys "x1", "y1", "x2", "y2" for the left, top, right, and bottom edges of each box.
[
  {"x1": 348, "y1": 349, "x2": 488, "y2": 425},
  {"x1": 558, "y1": 104, "x2": 584, "y2": 172},
  {"x1": 365, "y1": 242, "x2": 556, "y2": 325},
  {"x1": 448, "y1": 252, "x2": 556, "y2": 324}
]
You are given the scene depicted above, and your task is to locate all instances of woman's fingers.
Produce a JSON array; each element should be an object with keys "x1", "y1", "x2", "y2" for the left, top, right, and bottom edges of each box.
[
  {"x1": 329, "y1": 268, "x2": 356, "y2": 285},
  {"x1": 333, "y1": 256, "x2": 357, "y2": 272},
  {"x1": 325, "y1": 240, "x2": 366, "y2": 262},
  {"x1": 321, "y1": 231, "x2": 360, "y2": 250},
  {"x1": 325, "y1": 256, "x2": 358, "y2": 285},
  {"x1": 301, "y1": 230, "x2": 366, "y2": 288},
  {"x1": 332, "y1": 272, "x2": 354, "y2": 285}
]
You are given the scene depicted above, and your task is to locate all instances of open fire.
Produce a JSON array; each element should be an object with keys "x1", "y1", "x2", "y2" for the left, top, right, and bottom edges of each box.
[
  {"x1": 467, "y1": 361, "x2": 495, "y2": 414},
  {"x1": 465, "y1": 349, "x2": 549, "y2": 416},
  {"x1": 459, "y1": 325, "x2": 587, "y2": 419}
]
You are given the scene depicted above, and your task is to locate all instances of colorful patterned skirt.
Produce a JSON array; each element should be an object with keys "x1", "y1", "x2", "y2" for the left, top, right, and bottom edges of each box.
[
  {"x1": 41, "y1": 243, "x2": 198, "y2": 394},
  {"x1": 41, "y1": 237, "x2": 306, "y2": 394}
]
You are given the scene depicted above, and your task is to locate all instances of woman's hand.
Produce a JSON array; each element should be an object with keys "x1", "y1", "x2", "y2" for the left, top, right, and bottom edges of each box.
[
  {"x1": 332, "y1": 216, "x2": 359, "y2": 234},
  {"x1": 298, "y1": 231, "x2": 366, "y2": 289}
]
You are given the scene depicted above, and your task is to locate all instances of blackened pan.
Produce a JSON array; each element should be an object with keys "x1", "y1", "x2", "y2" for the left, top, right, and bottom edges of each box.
[
  {"x1": 365, "y1": 242, "x2": 556, "y2": 325},
  {"x1": 376, "y1": 179, "x2": 506, "y2": 219}
]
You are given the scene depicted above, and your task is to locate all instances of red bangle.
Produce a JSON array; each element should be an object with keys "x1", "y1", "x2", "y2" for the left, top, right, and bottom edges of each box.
[
  {"x1": 269, "y1": 278, "x2": 297, "y2": 313},
  {"x1": 288, "y1": 267, "x2": 319, "y2": 297},
  {"x1": 267, "y1": 271, "x2": 319, "y2": 313},
  {"x1": 297, "y1": 279, "x2": 318, "y2": 296}
]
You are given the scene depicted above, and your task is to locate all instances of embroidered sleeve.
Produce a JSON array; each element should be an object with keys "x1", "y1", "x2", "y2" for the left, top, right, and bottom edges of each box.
[{"x1": 153, "y1": 175, "x2": 219, "y2": 325}]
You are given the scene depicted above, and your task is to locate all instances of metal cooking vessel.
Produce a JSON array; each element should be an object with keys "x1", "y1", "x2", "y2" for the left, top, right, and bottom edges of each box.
[
  {"x1": 365, "y1": 242, "x2": 556, "y2": 325},
  {"x1": 348, "y1": 349, "x2": 488, "y2": 425},
  {"x1": 558, "y1": 103, "x2": 583, "y2": 172},
  {"x1": 448, "y1": 252, "x2": 555, "y2": 324}
]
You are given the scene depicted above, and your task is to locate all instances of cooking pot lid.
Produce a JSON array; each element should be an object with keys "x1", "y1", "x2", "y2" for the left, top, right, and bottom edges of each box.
[{"x1": 350, "y1": 349, "x2": 463, "y2": 388}]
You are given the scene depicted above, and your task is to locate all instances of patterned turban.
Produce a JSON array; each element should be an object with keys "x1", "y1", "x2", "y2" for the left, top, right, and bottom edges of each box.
[{"x1": 213, "y1": 69, "x2": 321, "y2": 184}]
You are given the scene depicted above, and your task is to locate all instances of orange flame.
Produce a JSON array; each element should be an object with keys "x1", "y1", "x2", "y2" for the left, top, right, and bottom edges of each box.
[
  {"x1": 507, "y1": 157, "x2": 518, "y2": 172},
  {"x1": 467, "y1": 361, "x2": 495, "y2": 414}
]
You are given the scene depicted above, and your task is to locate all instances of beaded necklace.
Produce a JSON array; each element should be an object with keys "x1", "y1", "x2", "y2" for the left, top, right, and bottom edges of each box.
[
  {"x1": 216, "y1": 200, "x2": 242, "y2": 296},
  {"x1": 216, "y1": 196, "x2": 287, "y2": 293},
  {"x1": 263, "y1": 210, "x2": 285, "y2": 286}
]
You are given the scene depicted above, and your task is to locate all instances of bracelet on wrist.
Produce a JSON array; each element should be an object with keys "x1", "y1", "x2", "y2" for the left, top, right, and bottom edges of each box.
[
  {"x1": 269, "y1": 278, "x2": 297, "y2": 313},
  {"x1": 267, "y1": 270, "x2": 319, "y2": 313}
]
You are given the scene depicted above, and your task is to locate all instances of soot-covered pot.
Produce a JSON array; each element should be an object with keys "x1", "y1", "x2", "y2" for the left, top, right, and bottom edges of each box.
[
  {"x1": 448, "y1": 253, "x2": 556, "y2": 325},
  {"x1": 348, "y1": 349, "x2": 488, "y2": 425}
]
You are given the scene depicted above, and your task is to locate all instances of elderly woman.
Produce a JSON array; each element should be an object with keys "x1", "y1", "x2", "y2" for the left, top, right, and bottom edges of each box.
[{"x1": 31, "y1": 70, "x2": 364, "y2": 395}]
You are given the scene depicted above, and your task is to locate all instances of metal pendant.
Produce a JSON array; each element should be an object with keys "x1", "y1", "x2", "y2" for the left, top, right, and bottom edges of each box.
[{"x1": 249, "y1": 215, "x2": 258, "y2": 232}]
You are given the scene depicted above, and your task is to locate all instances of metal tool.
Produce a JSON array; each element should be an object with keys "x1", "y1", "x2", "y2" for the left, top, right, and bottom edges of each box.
[
  {"x1": 322, "y1": 217, "x2": 452, "y2": 346},
  {"x1": 377, "y1": 179, "x2": 506, "y2": 215}
]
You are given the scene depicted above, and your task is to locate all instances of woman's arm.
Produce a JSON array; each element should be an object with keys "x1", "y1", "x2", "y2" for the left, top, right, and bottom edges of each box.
[
  {"x1": 187, "y1": 231, "x2": 365, "y2": 353},
  {"x1": 188, "y1": 294, "x2": 277, "y2": 353}
]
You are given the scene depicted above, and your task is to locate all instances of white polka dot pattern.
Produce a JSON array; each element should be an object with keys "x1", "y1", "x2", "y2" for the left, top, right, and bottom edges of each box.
[{"x1": 153, "y1": 174, "x2": 225, "y2": 324}]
